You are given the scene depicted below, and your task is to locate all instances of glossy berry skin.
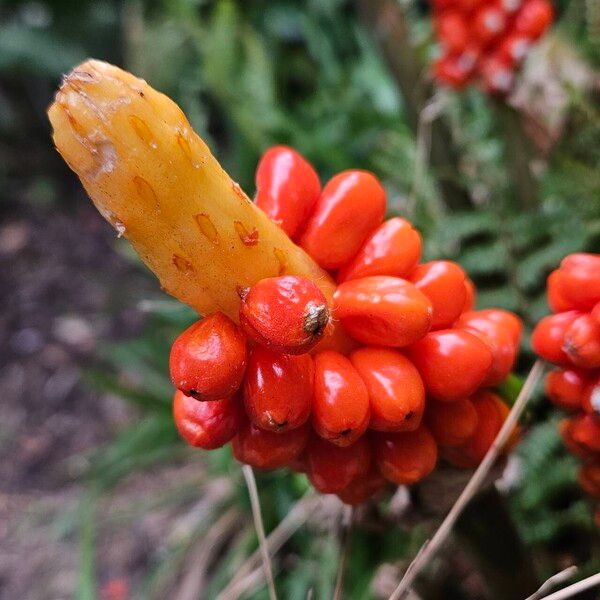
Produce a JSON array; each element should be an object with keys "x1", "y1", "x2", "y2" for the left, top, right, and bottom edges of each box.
[
  {"x1": 515, "y1": 0, "x2": 554, "y2": 40},
  {"x1": 299, "y1": 170, "x2": 386, "y2": 270},
  {"x1": 579, "y1": 463, "x2": 600, "y2": 499},
  {"x1": 350, "y1": 347, "x2": 425, "y2": 432},
  {"x1": 239, "y1": 276, "x2": 329, "y2": 355},
  {"x1": 470, "y1": 308, "x2": 523, "y2": 346},
  {"x1": 531, "y1": 311, "x2": 581, "y2": 365},
  {"x1": 563, "y1": 314, "x2": 600, "y2": 369},
  {"x1": 570, "y1": 414, "x2": 600, "y2": 453},
  {"x1": 559, "y1": 418, "x2": 597, "y2": 461},
  {"x1": 232, "y1": 419, "x2": 310, "y2": 470},
  {"x1": 408, "y1": 330, "x2": 493, "y2": 402},
  {"x1": 472, "y1": 5, "x2": 507, "y2": 46},
  {"x1": 169, "y1": 313, "x2": 247, "y2": 401},
  {"x1": 436, "y1": 11, "x2": 469, "y2": 54},
  {"x1": 545, "y1": 369, "x2": 588, "y2": 412},
  {"x1": 244, "y1": 346, "x2": 313, "y2": 432},
  {"x1": 255, "y1": 146, "x2": 320, "y2": 240},
  {"x1": 582, "y1": 375, "x2": 600, "y2": 415},
  {"x1": 306, "y1": 435, "x2": 371, "y2": 493},
  {"x1": 443, "y1": 391, "x2": 505, "y2": 469},
  {"x1": 426, "y1": 397, "x2": 479, "y2": 447},
  {"x1": 556, "y1": 253, "x2": 600, "y2": 312},
  {"x1": 334, "y1": 276, "x2": 433, "y2": 347},
  {"x1": 409, "y1": 261, "x2": 467, "y2": 330},
  {"x1": 337, "y1": 468, "x2": 387, "y2": 505},
  {"x1": 374, "y1": 426, "x2": 438, "y2": 485},
  {"x1": 312, "y1": 351, "x2": 370, "y2": 446},
  {"x1": 456, "y1": 310, "x2": 521, "y2": 386},
  {"x1": 337, "y1": 218, "x2": 422, "y2": 283},
  {"x1": 173, "y1": 390, "x2": 242, "y2": 450},
  {"x1": 546, "y1": 270, "x2": 572, "y2": 313}
]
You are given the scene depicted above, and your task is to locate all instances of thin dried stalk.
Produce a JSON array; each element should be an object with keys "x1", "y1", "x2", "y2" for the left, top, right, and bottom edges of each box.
[
  {"x1": 242, "y1": 465, "x2": 278, "y2": 600},
  {"x1": 388, "y1": 360, "x2": 545, "y2": 600},
  {"x1": 333, "y1": 505, "x2": 355, "y2": 600},
  {"x1": 525, "y1": 566, "x2": 579, "y2": 600},
  {"x1": 536, "y1": 572, "x2": 600, "y2": 600}
]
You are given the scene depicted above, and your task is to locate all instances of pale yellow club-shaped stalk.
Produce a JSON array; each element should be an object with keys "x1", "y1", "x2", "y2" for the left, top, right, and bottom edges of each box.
[{"x1": 48, "y1": 59, "x2": 345, "y2": 349}]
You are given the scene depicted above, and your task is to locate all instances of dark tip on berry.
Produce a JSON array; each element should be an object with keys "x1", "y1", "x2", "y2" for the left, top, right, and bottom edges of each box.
[
  {"x1": 237, "y1": 285, "x2": 250, "y2": 301},
  {"x1": 405, "y1": 411, "x2": 414, "y2": 421},
  {"x1": 340, "y1": 428, "x2": 352, "y2": 437},
  {"x1": 303, "y1": 303, "x2": 330, "y2": 339}
]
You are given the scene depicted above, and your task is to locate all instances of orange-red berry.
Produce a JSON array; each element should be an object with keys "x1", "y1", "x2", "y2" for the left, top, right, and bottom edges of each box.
[
  {"x1": 239, "y1": 275, "x2": 329, "y2": 355},
  {"x1": 173, "y1": 390, "x2": 242, "y2": 450},
  {"x1": 306, "y1": 435, "x2": 371, "y2": 493},
  {"x1": 374, "y1": 426, "x2": 438, "y2": 485},
  {"x1": 426, "y1": 397, "x2": 479, "y2": 447},
  {"x1": 546, "y1": 270, "x2": 572, "y2": 313},
  {"x1": 350, "y1": 347, "x2": 425, "y2": 432},
  {"x1": 559, "y1": 418, "x2": 597, "y2": 461},
  {"x1": 472, "y1": 5, "x2": 507, "y2": 46},
  {"x1": 582, "y1": 375, "x2": 600, "y2": 415},
  {"x1": 169, "y1": 313, "x2": 247, "y2": 401},
  {"x1": 232, "y1": 418, "x2": 310, "y2": 470},
  {"x1": 531, "y1": 311, "x2": 580, "y2": 365},
  {"x1": 563, "y1": 314, "x2": 600, "y2": 369},
  {"x1": 299, "y1": 170, "x2": 386, "y2": 269},
  {"x1": 337, "y1": 218, "x2": 422, "y2": 283},
  {"x1": 408, "y1": 330, "x2": 493, "y2": 401},
  {"x1": 312, "y1": 351, "x2": 370, "y2": 447},
  {"x1": 556, "y1": 253, "x2": 600, "y2": 312},
  {"x1": 336, "y1": 468, "x2": 387, "y2": 506},
  {"x1": 244, "y1": 346, "x2": 313, "y2": 432},
  {"x1": 435, "y1": 11, "x2": 470, "y2": 54},
  {"x1": 545, "y1": 369, "x2": 588, "y2": 412},
  {"x1": 570, "y1": 413, "x2": 600, "y2": 454},
  {"x1": 409, "y1": 260, "x2": 467, "y2": 330},
  {"x1": 334, "y1": 276, "x2": 433, "y2": 347},
  {"x1": 515, "y1": 0, "x2": 554, "y2": 40},
  {"x1": 255, "y1": 146, "x2": 320, "y2": 240}
]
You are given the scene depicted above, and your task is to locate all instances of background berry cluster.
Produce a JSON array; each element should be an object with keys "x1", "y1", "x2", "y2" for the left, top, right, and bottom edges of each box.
[
  {"x1": 431, "y1": 0, "x2": 554, "y2": 93},
  {"x1": 169, "y1": 146, "x2": 524, "y2": 505},
  {"x1": 533, "y1": 254, "x2": 600, "y2": 511}
]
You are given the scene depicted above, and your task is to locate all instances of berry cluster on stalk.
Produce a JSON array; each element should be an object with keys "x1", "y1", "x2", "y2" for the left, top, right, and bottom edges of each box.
[
  {"x1": 431, "y1": 0, "x2": 554, "y2": 93},
  {"x1": 532, "y1": 253, "x2": 600, "y2": 510},
  {"x1": 170, "y1": 146, "x2": 524, "y2": 505}
]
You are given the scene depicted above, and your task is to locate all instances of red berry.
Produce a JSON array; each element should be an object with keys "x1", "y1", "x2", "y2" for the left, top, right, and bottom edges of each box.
[
  {"x1": 531, "y1": 311, "x2": 581, "y2": 365},
  {"x1": 239, "y1": 275, "x2": 330, "y2": 354},
  {"x1": 306, "y1": 435, "x2": 371, "y2": 493},
  {"x1": 570, "y1": 413, "x2": 600, "y2": 453},
  {"x1": 582, "y1": 375, "x2": 600, "y2": 415},
  {"x1": 408, "y1": 330, "x2": 493, "y2": 401},
  {"x1": 455, "y1": 309, "x2": 521, "y2": 386},
  {"x1": 350, "y1": 347, "x2": 425, "y2": 432},
  {"x1": 556, "y1": 253, "x2": 600, "y2": 312},
  {"x1": 409, "y1": 260, "x2": 467, "y2": 329},
  {"x1": 334, "y1": 276, "x2": 433, "y2": 347},
  {"x1": 232, "y1": 418, "x2": 310, "y2": 470},
  {"x1": 559, "y1": 418, "x2": 597, "y2": 461},
  {"x1": 479, "y1": 56, "x2": 515, "y2": 94},
  {"x1": 547, "y1": 269, "x2": 572, "y2": 312},
  {"x1": 312, "y1": 351, "x2": 370, "y2": 446},
  {"x1": 299, "y1": 170, "x2": 386, "y2": 269},
  {"x1": 545, "y1": 369, "x2": 589, "y2": 412},
  {"x1": 244, "y1": 346, "x2": 313, "y2": 432},
  {"x1": 337, "y1": 217, "x2": 422, "y2": 283},
  {"x1": 500, "y1": 0, "x2": 523, "y2": 12},
  {"x1": 515, "y1": 0, "x2": 554, "y2": 40},
  {"x1": 374, "y1": 426, "x2": 438, "y2": 485},
  {"x1": 336, "y1": 468, "x2": 388, "y2": 505},
  {"x1": 563, "y1": 314, "x2": 600, "y2": 369},
  {"x1": 255, "y1": 146, "x2": 320, "y2": 240},
  {"x1": 442, "y1": 391, "x2": 506, "y2": 468},
  {"x1": 579, "y1": 462, "x2": 600, "y2": 499},
  {"x1": 173, "y1": 390, "x2": 242, "y2": 450},
  {"x1": 435, "y1": 11, "x2": 470, "y2": 54},
  {"x1": 426, "y1": 397, "x2": 479, "y2": 447},
  {"x1": 169, "y1": 313, "x2": 247, "y2": 401},
  {"x1": 472, "y1": 5, "x2": 507, "y2": 46},
  {"x1": 592, "y1": 301, "x2": 600, "y2": 325},
  {"x1": 433, "y1": 55, "x2": 472, "y2": 89},
  {"x1": 496, "y1": 33, "x2": 531, "y2": 66}
]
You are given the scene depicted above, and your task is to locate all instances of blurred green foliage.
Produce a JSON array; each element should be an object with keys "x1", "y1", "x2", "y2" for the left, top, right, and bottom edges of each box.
[{"x1": 2, "y1": 0, "x2": 600, "y2": 598}]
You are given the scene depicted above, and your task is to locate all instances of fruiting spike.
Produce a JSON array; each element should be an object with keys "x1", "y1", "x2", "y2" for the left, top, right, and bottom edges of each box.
[{"x1": 48, "y1": 60, "x2": 336, "y2": 322}]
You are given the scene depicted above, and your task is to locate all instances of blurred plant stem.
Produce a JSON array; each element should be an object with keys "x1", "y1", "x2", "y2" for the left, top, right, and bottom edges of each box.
[
  {"x1": 492, "y1": 100, "x2": 540, "y2": 211},
  {"x1": 456, "y1": 487, "x2": 540, "y2": 600},
  {"x1": 357, "y1": 0, "x2": 472, "y2": 211}
]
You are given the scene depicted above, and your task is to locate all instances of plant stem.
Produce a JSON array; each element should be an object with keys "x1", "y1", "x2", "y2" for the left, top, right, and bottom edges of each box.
[{"x1": 333, "y1": 505, "x2": 355, "y2": 600}]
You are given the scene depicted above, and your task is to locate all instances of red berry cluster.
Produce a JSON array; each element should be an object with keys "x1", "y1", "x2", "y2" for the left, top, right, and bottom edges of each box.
[
  {"x1": 431, "y1": 0, "x2": 554, "y2": 93},
  {"x1": 170, "y1": 146, "x2": 523, "y2": 505},
  {"x1": 532, "y1": 253, "x2": 600, "y2": 505}
]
